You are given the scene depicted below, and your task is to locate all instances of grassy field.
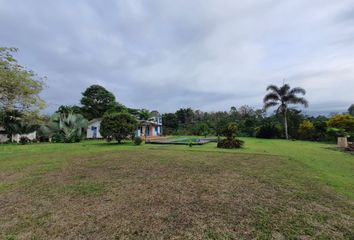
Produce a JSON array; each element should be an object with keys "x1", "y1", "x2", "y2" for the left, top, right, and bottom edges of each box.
[{"x1": 0, "y1": 138, "x2": 353, "y2": 239}]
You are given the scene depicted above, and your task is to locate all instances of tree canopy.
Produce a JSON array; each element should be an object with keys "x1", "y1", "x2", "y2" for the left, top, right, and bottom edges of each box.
[
  {"x1": 0, "y1": 47, "x2": 46, "y2": 115},
  {"x1": 80, "y1": 85, "x2": 117, "y2": 120},
  {"x1": 100, "y1": 112, "x2": 138, "y2": 143}
]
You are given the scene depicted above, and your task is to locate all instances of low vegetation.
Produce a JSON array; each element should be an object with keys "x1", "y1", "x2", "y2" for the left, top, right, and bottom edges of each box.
[
  {"x1": 217, "y1": 122, "x2": 244, "y2": 149},
  {"x1": 0, "y1": 139, "x2": 353, "y2": 239}
]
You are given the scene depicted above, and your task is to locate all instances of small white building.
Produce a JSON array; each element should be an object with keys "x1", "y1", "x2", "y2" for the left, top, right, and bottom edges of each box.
[
  {"x1": 86, "y1": 119, "x2": 103, "y2": 139},
  {"x1": 135, "y1": 112, "x2": 163, "y2": 138},
  {"x1": 86, "y1": 111, "x2": 163, "y2": 139},
  {"x1": 0, "y1": 126, "x2": 37, "y2": 143},
  {"x1": 0, "y1": 127, "x2": 8, "y2": 143}
]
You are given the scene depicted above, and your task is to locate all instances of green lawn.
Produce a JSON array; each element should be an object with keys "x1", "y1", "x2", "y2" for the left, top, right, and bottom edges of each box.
[{"x1": 0, "y1": 138, "x2": 353, "y2": 239}]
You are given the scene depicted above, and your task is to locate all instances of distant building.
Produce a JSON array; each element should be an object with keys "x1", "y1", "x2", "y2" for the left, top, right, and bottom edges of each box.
[
  {"x1": 0, "y1": 126, "x2": 37, "y2": 143},
  {"x1": 86, "y1": 111, "x2": 163, "y2": 139},
  {"x1": 86, "y1": 118, "x2": 103, "y2": 139},
  {"x1": 136, "y1": 111, "x2": 163, "y2": 138}
]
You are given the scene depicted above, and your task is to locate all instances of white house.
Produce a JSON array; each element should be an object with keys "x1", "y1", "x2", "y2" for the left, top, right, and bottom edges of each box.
[
  {"x1": 0, "y1": 126, "x2": 8, "y2": 143},
  {"x1": 135, "y1": 111, "x2": 163, "y2": 138},
  {"x1": 0, "y1": 126, "x2": 37, "y2": 143},
  {"x1": 86, "y1": 111, "x2": 163, "y2": 139},
  {"x1": 86, "y1": 118, "x2": 103, "y2": 139}
]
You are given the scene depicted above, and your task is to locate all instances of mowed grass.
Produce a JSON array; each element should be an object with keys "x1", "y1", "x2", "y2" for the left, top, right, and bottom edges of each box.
[{"x1": 0, "y1": 138, "x2": 353, "y2": 239}]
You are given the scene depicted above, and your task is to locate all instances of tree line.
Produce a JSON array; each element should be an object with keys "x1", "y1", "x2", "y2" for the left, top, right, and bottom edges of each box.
[
  {"x1": 162, "y1": 105, "x2": 354, "y2": 142},
  {"x1": 1, "y1": 47, "x2": 354, "y2": 144}
]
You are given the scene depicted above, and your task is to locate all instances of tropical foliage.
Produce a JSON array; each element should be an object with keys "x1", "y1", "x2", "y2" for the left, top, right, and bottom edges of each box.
[
  {"x1": 217, "y1": 122, "x2": 244, "y2": 149},
  {"x1": 42, "y1": 112, "x2": 88, "y2": 143}
]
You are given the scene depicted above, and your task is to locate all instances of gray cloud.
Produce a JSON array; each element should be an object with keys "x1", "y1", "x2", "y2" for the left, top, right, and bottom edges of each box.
[{"x1": 0, "y1": 0, "x2": 353, "y2": 114}]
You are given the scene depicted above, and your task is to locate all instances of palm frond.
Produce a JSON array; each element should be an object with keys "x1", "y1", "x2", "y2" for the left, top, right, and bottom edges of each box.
[
  {"x1": 288, "y1": 97, "x2": 309, "y2": 107},
  {"x1": 279, "y1": 84, "x2": 290, "y2": 96},
  {"x1": 263, "y1": 101, "x2": 278, "y2": 110},
  {"x1": 289, "y1": 87, "x2": 306, "y2": 95},
  {"x1": 266, "y1": 84, "x2": 280, "y2": 93},
  {"x1": 263, "y1": 93, "x2": 280, "y2": 103}
]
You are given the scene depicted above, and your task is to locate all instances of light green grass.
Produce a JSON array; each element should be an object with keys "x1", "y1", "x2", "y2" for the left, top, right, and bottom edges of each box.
[{"x1": 0, "y1": 138, "x2": 353, "y2": 199}]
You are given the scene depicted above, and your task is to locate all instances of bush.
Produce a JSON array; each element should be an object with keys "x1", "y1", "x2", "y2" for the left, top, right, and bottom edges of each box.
[
  {"x1": 255, "y1": 124, "x2": 281, "y2": 139},
  {"x1": 327, "y1": 114, "x2": 354, "y2": 141},
  {"x1": 298, "y1": 120, "x2": 316, "y2": 140},
  {"x1": 37, "y1": 136, "x2": 50, "y2": 142},
  {"x1": 100, "y1": 112, "x2": 138, "y2": 143},
  {"x1": 134, "y1": 136, "x2": 143, "y2": 145},
  {"x1": 327, "y1": 114, "x2": 354, "y2": 132},
  {"x1": 217, "y1": 122, "x2": 245, "y2": 149},
  {"x1": 19, "y1": 136, "x2": 30, "y2": 145},
  {"x1": 217, "y1": 138, "x2": 244, "y2": 148}
]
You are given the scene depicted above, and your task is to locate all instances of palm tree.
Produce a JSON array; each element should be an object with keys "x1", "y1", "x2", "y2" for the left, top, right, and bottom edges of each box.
[
  {"x1": 263, "y1": 83, "x2": 308, "y2": 139},
  {"x1": 139, "y1": 109, "x2": 151, "y2": 120}
]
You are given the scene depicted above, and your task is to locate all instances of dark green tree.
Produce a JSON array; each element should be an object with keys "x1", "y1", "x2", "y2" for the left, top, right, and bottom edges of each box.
[
  {"x1": 190, "y1": 122, "x2": 210, "y2": 137},
  {"x1": 263, "y1": 83, "x2": 308, "y2": 139},
  {"x1": 162, "y1": 113, "x2": 178, "y2": 135},
  {"x1": 80, "y1": 85, "x2": 117, "y2": 120},
  {"x1": 349, "y1": 104, "x2": 354, "y2": 116},
  {"x1": 56, "y1": 105, "x2": 82, "y2": 114},
  {"x1": 100, "y1": 112, "x2": 138, "y2": 143}
]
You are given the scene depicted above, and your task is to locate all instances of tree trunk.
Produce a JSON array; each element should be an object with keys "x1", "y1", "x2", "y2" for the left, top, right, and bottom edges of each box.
[{"x1": 284, "y1": 108, "x2": 289, "y2": 140}]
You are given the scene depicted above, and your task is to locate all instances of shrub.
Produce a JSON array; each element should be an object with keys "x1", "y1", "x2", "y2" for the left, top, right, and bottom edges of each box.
[
  {"x1": 327, "y1": 114, "x2": 354, "y2": 140},
  {"x1": 134, "y1": 136, "x2": 143, "y2": 145},
  {"x1": 298, "y1": 120, "x2": 316, "y2": 140},
  {"x1": 100, "y1": 112, "x2": 138, "y2": 143},
  {"x1": 217, "y1": 122, "x2": 244, "y2": 149},
  {"x1": 217, "y1": 138, "x2": 244, "y2": 148},
  {"x1": 19, "y1": 136, "x2": 30, "y2": 145},
  {"x1": 37, "y1": 136, "x2": 49, "y2": 142},
  {"x1": 45, "y1": 112, "x2": 88, "y2": 143},
  {"x1": 327, "y1": 128, "x2": 349, "y2": 138},
  {"x1": 223, "y1": 122, "x2": 238, "y2": 139},
  {"x1": 327, "y1": 114, "x2": 354, "y2": 132}
]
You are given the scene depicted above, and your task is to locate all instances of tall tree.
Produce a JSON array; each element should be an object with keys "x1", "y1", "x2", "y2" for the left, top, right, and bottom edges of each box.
[
  {"x1": 0, "y1": 47, "x2": 46, "y2": 114},
  {"x1": 80, "y1": 85, "x2": 117, "y2": 120},
  {"x1": 263, "y1": 83, "x2": 308, "y2": 139}
]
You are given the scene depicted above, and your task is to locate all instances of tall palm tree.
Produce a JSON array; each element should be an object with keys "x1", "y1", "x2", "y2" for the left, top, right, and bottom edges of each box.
[{"x1": 263, "y1": 83, "x2": 308, "y2": 139}]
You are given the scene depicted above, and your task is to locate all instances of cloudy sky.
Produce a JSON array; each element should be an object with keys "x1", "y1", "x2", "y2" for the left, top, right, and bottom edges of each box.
[{"x1": 1, "y1": 0, "x2": 353, "y2": 115}]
